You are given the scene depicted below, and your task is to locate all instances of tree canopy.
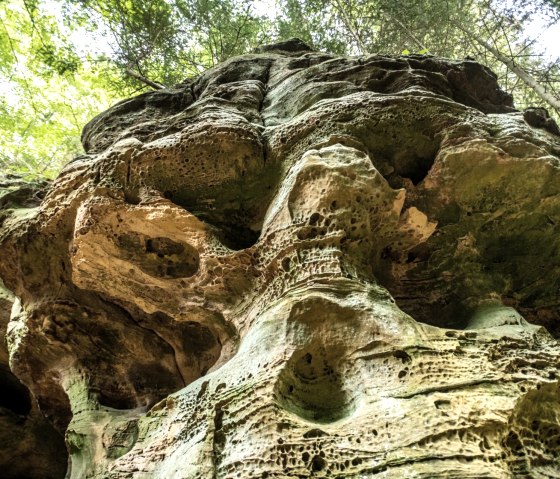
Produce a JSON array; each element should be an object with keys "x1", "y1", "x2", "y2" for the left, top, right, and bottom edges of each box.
[{"x1": 1, "y1": 0, "x2": 559, "y2": 178}]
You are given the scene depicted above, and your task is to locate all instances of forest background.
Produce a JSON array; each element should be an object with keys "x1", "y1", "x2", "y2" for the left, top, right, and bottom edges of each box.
[{"x1": 1, "y1": 0, "x2": 559, "y2": 179}]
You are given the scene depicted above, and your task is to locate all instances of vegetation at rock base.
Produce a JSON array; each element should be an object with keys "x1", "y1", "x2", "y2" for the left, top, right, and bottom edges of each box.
[{"x1": 1, "y1": 0, "x2": 559, "y2": 179}]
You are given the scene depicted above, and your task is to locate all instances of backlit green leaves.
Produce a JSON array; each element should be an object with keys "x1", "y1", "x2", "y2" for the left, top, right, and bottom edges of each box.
[{"x1": 0, "y1": 0, "x2": 121, "y2": 179}]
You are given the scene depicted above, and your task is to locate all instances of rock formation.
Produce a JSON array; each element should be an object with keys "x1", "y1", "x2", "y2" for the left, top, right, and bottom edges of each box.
[
  {"x1": 1, "y1": 39, "x2": 560, "y2": 477},
  {"x1": 0, "y1": 176, "x2": 67, "y2": 478}
]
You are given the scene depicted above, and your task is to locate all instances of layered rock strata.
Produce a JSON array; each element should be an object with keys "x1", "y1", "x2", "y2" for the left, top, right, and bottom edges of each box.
[{"x1": 1, "y1": 39, "x2": 560, "y2": 478}]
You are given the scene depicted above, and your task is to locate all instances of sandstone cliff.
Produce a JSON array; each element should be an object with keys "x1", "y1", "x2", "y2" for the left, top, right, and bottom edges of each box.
[{"x1": 1, "y1": 39, "x2": 560, "y2": 478}]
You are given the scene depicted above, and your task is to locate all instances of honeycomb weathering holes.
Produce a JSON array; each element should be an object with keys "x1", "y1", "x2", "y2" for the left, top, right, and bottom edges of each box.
[{"x1": 3, "y1": 43, "x2": 560, "y2": 478}]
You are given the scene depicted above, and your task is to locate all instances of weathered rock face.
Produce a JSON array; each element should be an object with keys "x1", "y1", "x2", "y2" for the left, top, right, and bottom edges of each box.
[
  {"x1": 0, "y1": 176, "x2": 67, "y2": 478},
  {"x1": 1, "y1": 39, "x2": 560, "y2": 477}
]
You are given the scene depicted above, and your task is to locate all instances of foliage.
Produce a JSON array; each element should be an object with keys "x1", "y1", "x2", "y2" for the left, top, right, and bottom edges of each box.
[
  {"x1": 64, "y1": 0, "x2": 275, "y2": 88},
  {"x1": 275, "y1": 0, "x2": 348, "y2": 54},
  {"x1": 0, "y1": 0, "x2": 123, "y2": 179}
]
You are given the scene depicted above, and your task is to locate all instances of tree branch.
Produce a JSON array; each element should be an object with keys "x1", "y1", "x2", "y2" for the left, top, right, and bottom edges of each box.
[{"x1": 125, "y1": 69, "x2": 165, "y2": 89}]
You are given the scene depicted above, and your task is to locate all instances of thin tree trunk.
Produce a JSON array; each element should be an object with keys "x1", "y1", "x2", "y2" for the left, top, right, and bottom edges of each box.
[{"x1": 331, "y1": 0, "x2": 368, "y2": 54}]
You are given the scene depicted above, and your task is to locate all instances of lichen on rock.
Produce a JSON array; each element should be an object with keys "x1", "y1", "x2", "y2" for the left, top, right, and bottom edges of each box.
[{"x1": 1, "y1": 39, "x2": 560, "y2": 478}]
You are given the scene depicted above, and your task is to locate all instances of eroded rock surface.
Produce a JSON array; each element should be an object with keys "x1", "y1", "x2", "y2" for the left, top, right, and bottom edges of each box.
[
  {"x1": 1, "y1": 39, "x2": 560, "y2": 478},
  {"x1": 0, "y1": 176, "x2": 67, "y2": 478}
]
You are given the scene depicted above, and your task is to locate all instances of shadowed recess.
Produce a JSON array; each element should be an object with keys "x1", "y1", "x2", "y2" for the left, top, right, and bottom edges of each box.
[
  {"x1": 116, "y1": 233, "x2": 200, "y2": 278},
  {"x1": 274, "y1": 347, "x2": 356, "y2": 423},
  {"x1": 0, "y1": 365, "x2": 32, "y2": 416}
]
